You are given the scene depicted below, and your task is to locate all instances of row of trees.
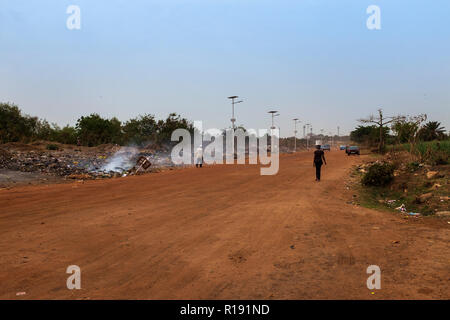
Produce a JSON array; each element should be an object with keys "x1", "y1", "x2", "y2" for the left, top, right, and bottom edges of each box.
[
  {"x1": 0, "y1": 102, "x2": 193, "y2": 147},
  {"x1": 351, "y1": 109, "x2": 447, "y2": 153}
]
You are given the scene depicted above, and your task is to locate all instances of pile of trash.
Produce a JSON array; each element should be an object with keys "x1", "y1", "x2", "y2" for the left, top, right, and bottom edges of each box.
[
  {"x1": 0, "y1": 143, "x2": 175, "y2": 180},
  {"x1": 0, "y1": 147, "x2": 101, "y2": 177}
]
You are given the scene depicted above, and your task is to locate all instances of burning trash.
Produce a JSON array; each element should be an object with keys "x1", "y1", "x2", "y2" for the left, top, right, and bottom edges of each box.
[
  {"x1": 128, "y1": 156, "x2": 152, "y2": 175},
  {"x1": 96, "y1": 147, "x2": 139, "y2": 174},
  {"x1": 0, "y1": 142, "x2": 176, "y2": 185}
]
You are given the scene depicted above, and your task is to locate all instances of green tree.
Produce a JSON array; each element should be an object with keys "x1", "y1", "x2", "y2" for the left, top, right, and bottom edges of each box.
[
  {"x1": 419, "y1": 121, "x2": 446, "y2": 141},
  {"x1": 156, "y1": 113, "x2": 193, "y2": 144},
  {"x1": 392, "y1": 120, "x2": 419, "y2": 144},
  {"x1": 122, "y1": 114, "x2": 157, "y2": 145},
  {"x1": 56, "y1": 125, "x2": 78, "y2": 145},
  {"x1": 358, "y1": 109, "x2": 404, "y2": 153},
  {"x1": 0, "y1": 102, "x2": 38, "y2": 143},
  {"x1": 350, "y1": 125, "x2": 388, "y2": 147},
  {"x1": 76, "y1": 114, "x2": 123, "y2": 146}
]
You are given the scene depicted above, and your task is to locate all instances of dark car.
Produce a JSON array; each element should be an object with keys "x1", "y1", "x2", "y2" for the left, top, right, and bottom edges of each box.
[
  {"x1": 321, "y1": 144, "x2": 331, "y2": 151},
  {"x1": 346, "y1": 146, "x2": 360, "y2": 155},
  {"x1": 339, "y1": 145, "x2": 346, "y2": 150}
]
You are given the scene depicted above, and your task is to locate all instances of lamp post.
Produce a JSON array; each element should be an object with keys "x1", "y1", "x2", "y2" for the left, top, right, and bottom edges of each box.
[
  {"x1": 268, "y1": 110, "x2": 280, "y2": 139},
  {"x1": 268, "y1": 110, "x2": 279, "y2": 130},
  {"x1": 293, "y1": 118, "x2": 300, "y2": 152},
  {"x1": 227, "y1": 96, "x2": 243, "y2": 130},
  {"x1": 306, "y1": 123, "x2": 311, "y2": 150}
]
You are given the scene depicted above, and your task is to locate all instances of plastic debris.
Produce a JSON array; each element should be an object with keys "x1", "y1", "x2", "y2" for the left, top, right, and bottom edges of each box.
[
  {"x1": 395, "y1": 204, "x2": 407, "y2": 212},
  {"x1": 408, "y1": 212, "x2": 421, "y2": 216}
]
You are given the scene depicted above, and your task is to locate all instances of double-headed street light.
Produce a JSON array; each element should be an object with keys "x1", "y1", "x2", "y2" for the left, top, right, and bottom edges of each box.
[
  {"x1": 268, "y1": 110, "x2": 280, "y2": 130},
  {"x1": 227, "y1": 96, "x2": 243, "y2": 130}
]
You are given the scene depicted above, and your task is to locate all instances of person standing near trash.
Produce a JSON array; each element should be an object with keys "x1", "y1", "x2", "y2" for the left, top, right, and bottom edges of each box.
[
  {"x1": 195, "y1": 146, "x2": 203, "y2": 168},
  {"x1": 313, "y1": 144, "x2": 326, "y2": 181}
]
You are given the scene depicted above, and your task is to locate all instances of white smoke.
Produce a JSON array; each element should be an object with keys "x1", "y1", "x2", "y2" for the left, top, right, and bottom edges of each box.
[{"x1": 99, "y1": 146, "x2": 139, "y2": 173}]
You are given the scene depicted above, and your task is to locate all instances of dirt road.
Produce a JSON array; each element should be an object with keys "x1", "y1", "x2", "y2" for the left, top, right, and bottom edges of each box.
[{"x1": 0, "y1": 151, "x2": 448, "y2": 299}]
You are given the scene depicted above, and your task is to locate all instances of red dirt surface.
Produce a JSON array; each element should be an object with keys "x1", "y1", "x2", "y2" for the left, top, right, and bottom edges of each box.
[{"x1": 0, "y1": 151, "x2": 448, "y2": 299}]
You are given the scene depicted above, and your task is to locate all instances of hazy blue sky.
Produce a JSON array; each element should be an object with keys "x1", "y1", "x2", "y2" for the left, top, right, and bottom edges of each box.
[{"x1": 1, "y1": 0, "x2": 449, "y2": 136}]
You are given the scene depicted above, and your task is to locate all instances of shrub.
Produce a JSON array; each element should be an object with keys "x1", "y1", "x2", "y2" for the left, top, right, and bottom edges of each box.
[
  {"x1": 362, "y1": 162, "x2": 395, "y2": 186},
  {"x1": 427, "y1": 150, "x2": 448, "y2": 165},
  {"x1": 122, "y1": 114, "x2": 157, "y2": 146},
  {"x1": 46, "y1": 144, "x2": 60, "y2": 151},
  {"x1": 0, "y1": 102, "x2": 38, "y2": 143},
  {"x1": 406, "y1": 161, "x2": 420, "y2": 172},
  {"x1": 76, "y1": 114, "x2": 123, "y2": 147}
]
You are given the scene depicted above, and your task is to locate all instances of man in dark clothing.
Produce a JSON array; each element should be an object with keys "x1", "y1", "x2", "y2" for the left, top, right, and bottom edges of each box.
[{"x1": 313, "y1": 145, "x2": 327, "y2": 181}]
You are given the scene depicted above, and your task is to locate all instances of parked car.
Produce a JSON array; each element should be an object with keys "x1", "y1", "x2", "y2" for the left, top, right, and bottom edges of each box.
[
  {"x1": 346, "y1": 146, "x2": 360, "y2": 155},
  {"x1": 339, "y1": 145, "x2": 346, "y2": 150},
  {"x1": 321, "y1": 144, "x2": 331, "y2": 151}
]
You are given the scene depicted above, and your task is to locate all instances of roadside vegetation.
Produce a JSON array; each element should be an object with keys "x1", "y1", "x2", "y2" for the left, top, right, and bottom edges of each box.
[
  {"x1": 0, "y1": 102, "x2": 193, "y2": 147},
  {"x1": 350, "y1": 109, "x2": 449, "y2": 217}
]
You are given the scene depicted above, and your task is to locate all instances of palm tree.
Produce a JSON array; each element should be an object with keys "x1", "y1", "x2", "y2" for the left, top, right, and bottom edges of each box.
[{"x1": 420, "y1": 121, "x2": 446, "y2": 141}]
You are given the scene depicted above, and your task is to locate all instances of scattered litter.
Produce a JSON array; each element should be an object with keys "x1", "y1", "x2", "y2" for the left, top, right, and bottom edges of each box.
[
  {"x1": 392, "y1": 240, "x2": 400, "y2": 244},
  {"x1": 16, "y1": 292, "x2": 26, "y2": 296},
  {"x1": 408, "y1": 212, "x2": 421, "y2": 216},
  {"x1": 395, "y1": 204, "x2": 407, "y2": 212},
  {"x1": 290, "y1": 245, "x2": 295, "y2": 249}
]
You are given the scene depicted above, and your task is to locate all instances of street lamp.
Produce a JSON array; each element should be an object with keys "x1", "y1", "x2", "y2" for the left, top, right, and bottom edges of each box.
[
  {"x1": 293, "y1": 118, "x2": 301, "y2": 152},
  {"x1": 268, "y1": 110, "x2": 279, "y2": 130},
  {"x1": 305, "y1": 123, "x2": 311, "y2": 150},
  {"x1": 227, "y1": 96, "x2": 243, "y2": 130}
]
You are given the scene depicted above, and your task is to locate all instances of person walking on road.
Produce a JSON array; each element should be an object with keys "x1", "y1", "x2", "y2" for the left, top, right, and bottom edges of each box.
[
  {"x1": 313, "y1": 144, "x2": 327, "y2": 181},
  {"x1": 195, "y1": 146, "x2": 203, "y2": 168}
]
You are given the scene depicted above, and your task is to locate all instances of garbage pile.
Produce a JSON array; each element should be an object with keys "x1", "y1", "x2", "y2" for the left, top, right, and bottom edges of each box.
[
  {"x1": 0, "y1": 143, "x2": 175, "y2": 180},
  {"x1": 0, "y1": 147, "x2": 105, "y2": 177}
]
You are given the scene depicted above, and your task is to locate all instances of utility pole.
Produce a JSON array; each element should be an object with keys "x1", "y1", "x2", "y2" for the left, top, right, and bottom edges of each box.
[
  {"x1": 227, "y1": 96, "x2": 243, "y2": 130},
  {"x1": 293, "y1": 118, "x2": 300, "y2": 152},
  {"x1": 306, "y1": 123, "x2": 311, "y2": 150}
]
